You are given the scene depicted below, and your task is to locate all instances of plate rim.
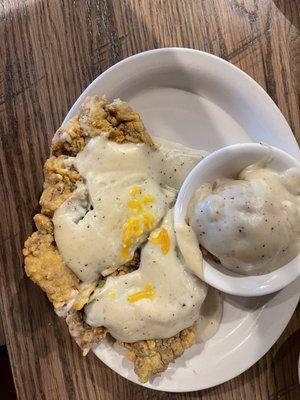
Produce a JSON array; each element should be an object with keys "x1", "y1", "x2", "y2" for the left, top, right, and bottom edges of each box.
[
  {"x1": 64, "y1": 48, "x2": 299, "y2": 156},
  {"x1": 93, "y1": 284, "x2": 299, "y2": 392},
  {"x1": 63, "y1": 48, "x2": 300, "y2": 392}
]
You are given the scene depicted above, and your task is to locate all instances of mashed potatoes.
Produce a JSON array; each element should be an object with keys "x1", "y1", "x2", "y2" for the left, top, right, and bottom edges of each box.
[{"x1": 188, "y1": 166, "x2": 300, "y2": 275}]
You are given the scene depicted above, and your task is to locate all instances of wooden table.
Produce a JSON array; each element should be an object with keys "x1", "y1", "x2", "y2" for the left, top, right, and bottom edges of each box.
[{"x1": 0, "y1": 1, "x2": 299, "y2": 399}]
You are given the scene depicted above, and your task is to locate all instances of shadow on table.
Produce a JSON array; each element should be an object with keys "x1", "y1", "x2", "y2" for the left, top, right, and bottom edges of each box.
[
  {"x1": 0, "y1": 346, "x2": 17, "y2": 400},
  {"x1": 272, "y1": 0, "x2": 300, "y2": 30},
  {"x1": 270, "y1": 327, "x2": 300, "y2": 399}
]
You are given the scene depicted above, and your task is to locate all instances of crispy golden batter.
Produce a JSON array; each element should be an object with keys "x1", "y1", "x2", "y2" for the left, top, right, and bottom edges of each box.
[
  {"x1": 40, "y1": 156, "x2": 82, "y2": 217},
  {"x1": 66, "y1": 310, "x2": 106, "y2": 355},
  {"x1": 73, "y1": 281, "x2": 99, "y2": 311},
  {"x1": 106, "y1": 100, "x2": 155, "y2": 147},
  {"x1": 52, "y1": 117, "x2": 86, "y2": 156},
  {"x1": 23, "y1": 214, "x2": 79, "y2": 309},
  {"x1": 119, "y1": 326, "x2": 196, "y2": 383},
  {"x1": 34, "y1": 213, "x2": 54, "y2": 234},
  {"x1": 24, "y1": 96, "x2": 152, "y2": 312},
  {"x1": 52, "y1": 96, "x2": 154, "y2": 157},
  {"x1": 23, "y1": 95, "x2": 195, "y2": 382},
  {"x1": 78, "y1": 96, "x2": 115, "y2": 137}
]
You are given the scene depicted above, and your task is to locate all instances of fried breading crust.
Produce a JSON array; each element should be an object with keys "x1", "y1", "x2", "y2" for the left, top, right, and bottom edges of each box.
[
  {"x1": 23, "y1": 214, "x2": 79, "y2": 309},
  {"x1": 40, "y1": 156, "x2": 82, "y2": 217},
  {"x1": 119, "y1": 326, "x2": 196, "y2": 383},
  {"x1": 106, "y1": 100, "x2": 155, "y2": 146},
  {"x1": 23, "y1": 96, "x2": 196, "y2": 382},
  {"x1": 66, "y1": 310, "x2": 106, "y2": 356},
  {"x1": 52, "y1": 96, "x2": 154, "y2": 157},
  {"x1": 24, "y1": 96, "x2": 154, "y2": 311}
]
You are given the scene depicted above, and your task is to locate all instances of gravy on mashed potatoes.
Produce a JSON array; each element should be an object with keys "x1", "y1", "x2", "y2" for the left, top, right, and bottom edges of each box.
[{"x1": 187, "y1": 166, "x2": 300, "y2": 275}]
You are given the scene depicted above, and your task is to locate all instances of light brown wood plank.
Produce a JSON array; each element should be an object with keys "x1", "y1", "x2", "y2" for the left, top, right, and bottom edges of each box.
[{"x1": 0, "y1": 0, "x2": 299, "y2": 399}]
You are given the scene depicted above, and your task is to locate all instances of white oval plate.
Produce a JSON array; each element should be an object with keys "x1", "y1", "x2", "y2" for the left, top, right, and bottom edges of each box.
[{"x1": 64, "y1": 48, "x2": 300, "y2": 392}]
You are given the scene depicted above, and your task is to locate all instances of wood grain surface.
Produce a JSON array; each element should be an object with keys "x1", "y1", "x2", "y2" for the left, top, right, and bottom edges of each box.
[{"x1": 0, "y1": 0, "x2": 299, "y2": 399}]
